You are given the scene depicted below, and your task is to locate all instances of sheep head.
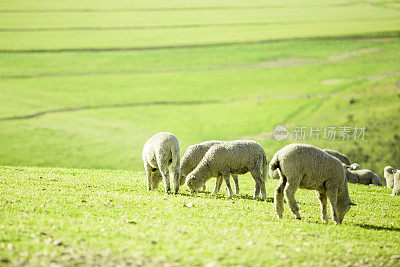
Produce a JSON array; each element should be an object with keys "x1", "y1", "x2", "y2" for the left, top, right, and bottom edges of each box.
[{"x1": 186, "y1": 173, "x2": 205, "y2": 194}]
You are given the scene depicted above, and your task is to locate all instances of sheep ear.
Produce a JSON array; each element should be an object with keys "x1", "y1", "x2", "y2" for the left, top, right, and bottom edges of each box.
[{"x1": 350, "y1": 201, "x2": 357, "y2": 206}]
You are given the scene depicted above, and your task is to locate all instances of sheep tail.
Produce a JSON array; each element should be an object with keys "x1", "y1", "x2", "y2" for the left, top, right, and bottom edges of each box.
[
  {"x1": 269, "y1": 153, "x2": 280, "y2": 172},
  {"x1": 171, "y1": 145, "x2": 180, "y2": 174}
]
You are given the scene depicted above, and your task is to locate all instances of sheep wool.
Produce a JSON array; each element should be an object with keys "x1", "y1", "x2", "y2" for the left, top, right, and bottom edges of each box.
[
  {"x1": 186, "y1": 140, "x2": 267, "y2": 199},
  {"x1": 181, "y1": 140, "x2": 239, "y2": 195},
  {"x1": 142, "y1": 132, "x2": 181, "y2": 194},
  {"x1": 392, "y1": 171, "x2": 400, "y2": 196},
  {"x1": 384, "y1": 166, "x2": 397, "y2": 188},
  {"x1": 344, "y1": 168, "x2": 383, "y2": 186},
  {"x1": 323, "y1": 149, "x2": 351, "y2": 165},
  {"x1": 269, "y1": 168, "x2": 280, "y2": 180},
  {"x1": 270, "y1": 144, "x2": 356, "y2": 224}
]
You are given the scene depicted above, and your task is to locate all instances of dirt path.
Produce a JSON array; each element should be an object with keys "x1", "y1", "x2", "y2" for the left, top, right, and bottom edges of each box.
[
  {"x1": 0, "y1": 17, "x2": 395, "y2": 32},
  {"x1": 0, "y1": 92, "x2": 344, "y2": 121},
  {"x1": 0, "y1": 31, "x2": 398, "y2": 54},
  {"x1": 0, "y1": 3, "x2": 357, "y2": 13},
  {"x1": 0, "y1": 48, "x2": 390, "y2": 80},
  {"x1": 0, "y1": 57, "x2": 316, "y2": 79}
]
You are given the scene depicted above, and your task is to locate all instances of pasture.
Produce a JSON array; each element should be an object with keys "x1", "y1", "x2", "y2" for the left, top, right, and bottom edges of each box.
[
  {"x1": 0, "y1": 0, "x2": 400, "y2": 265},
  {"x1": 1, "y1": 166, "x2": 400, "y2": 266}
]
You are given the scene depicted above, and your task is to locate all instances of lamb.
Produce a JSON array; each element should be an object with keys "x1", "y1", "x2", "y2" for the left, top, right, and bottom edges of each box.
[
  {"x1": 142, "y1": 132, "x2": 181, "y2": 194},
  {"x1": 270, "y1": 144, "x2": 356, "y2": 224},
  {"x1": 343, "y1": 167, "x2": 383, "y2": 186},
  {"x1": 391, "y1": 171, "x2": 400, "y2": 196},
  {"x1": 323, "y1": 148, "x2": 351, "y2": 165},
  {"x1": 349, "y1": 163, "x2": 362, "y2": 170},
  {"x1": 269, "y1": 168, "x2": 280, "y2": 179},
  {"x1": 186, "y1": 140, "x2": 267, "y2": 199},
  {"x1": 384, "y1": 166, "x2": 397, "y2": 188},
  {"x1": 181, "y1": 140, "x2": 239, "y2": 195}
]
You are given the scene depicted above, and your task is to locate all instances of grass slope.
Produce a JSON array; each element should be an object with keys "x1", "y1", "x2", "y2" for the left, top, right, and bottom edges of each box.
[
  {"x1": 0, "y1": 37, "x2": 399, "y2": 173},
  {"x1": 0, "y1": 0, "x2": 399, "y2": 51},
  {"x1": 0, "y1": 0, "x2": 399, "y2": 173},
  {"x1": 1, "y1": 166, "x2": 399, "y2": 266}
]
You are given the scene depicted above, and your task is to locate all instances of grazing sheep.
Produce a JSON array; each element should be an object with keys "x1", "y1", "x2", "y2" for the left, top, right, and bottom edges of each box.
[
  {"x1": 323, "y1": 149, "x2": 351, "y2": 165},
  {"x1": 269, "y1": 168, "x2": 280, "y2": 180},
  {"x1": 270, "y1": 144, "x2": 356, "y2": 224},
  {"x1": 186, "y1": 140, "x2": 267, "y2": 199},
  {"x1": 181, "y1": 140, "x2": 239, "y2": 195},
  {"x1": 391, "y1": 172, "x2": 400, "y2": 196},
  {"x1": 384, "y1": 166, "x2": 397, "y2": 188},
  {"x1": 142, "y1": 132, "x2": 181, "y2": 194},
  {"x1": 343, "y1": 167, "x2": 383, "y2": 186},
  {"x1": 349, "y1": 163, "x2": 362, "y2": 170}
]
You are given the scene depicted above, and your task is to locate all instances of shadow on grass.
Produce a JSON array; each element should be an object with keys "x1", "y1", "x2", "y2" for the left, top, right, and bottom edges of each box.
[
  {"x1": 353, "y1": 223, "x2": 400, "y2": 232},
  {"x1": 178, "y1": 191, "x2": 273, "y2": 202}
]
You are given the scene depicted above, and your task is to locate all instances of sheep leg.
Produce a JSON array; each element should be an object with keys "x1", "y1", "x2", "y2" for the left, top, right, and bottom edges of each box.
[
  {"x1": 156, "y1": 157, "x2": 171, "y2": 194},
  {"x1": 144, "y1": 163, "x2": 152, "y2": 191},
  {"x1": 223, "y1": 173, "x2": 234, "y2": 198},
  {"x1": 211, "y1": 177, "x2": 223, "y2": 196},
  {"x1": 171, "y1": 160, "x2": 180, "y2": 194},
  {"x1": 274, "y1": 174, "x2": 286, "y2": 219},
  {"x1": 316, "y1": 191, "x2": 329, "y2": 222},
  {"x1": 251, "y1": 169, "x2": 263, "y2": 199},
  {"x1": 201, "y1": 185, "x2": 207, "y2": 192},
  {"x1": 253, "y1": 181, "x2": 261, "y2": 199},
  {"x1": 326, "y1": 188, "x2": 340, "y2": 224},
  {"x1": 260, "y1": 180, "x2": 267, "y2": 201},
  {"x1": 258, "y1": 162, "x2": 267, "y2": 200},
  {"x1": 284, "y1": 183, "x2": 301, "y2": 220},
  {"x1": 232, "y1": 174, "x2": 239, "y2": 195}
]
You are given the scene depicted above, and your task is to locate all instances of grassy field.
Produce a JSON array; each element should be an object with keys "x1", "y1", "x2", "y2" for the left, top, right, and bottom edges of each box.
[
  {"x1": 1, "y1": 166, "x2": 400, "y2": 266},
  {"x1": 1, "y1": 0, "x2": 400, "y2": 265}
]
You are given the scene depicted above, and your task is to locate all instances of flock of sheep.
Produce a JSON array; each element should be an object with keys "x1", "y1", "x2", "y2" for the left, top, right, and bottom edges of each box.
[{"x1": 142, "y1": 132, "x2": 399, "y2": 224}]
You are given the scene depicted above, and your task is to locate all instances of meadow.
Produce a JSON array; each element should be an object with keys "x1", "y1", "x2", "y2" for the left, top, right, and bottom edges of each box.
[
  {"x1": 1, "y1": 166, "x2": 400, "y2": 266},
  {"x1": 0, "y1": 0, "x2": 400, "y2": 265}
]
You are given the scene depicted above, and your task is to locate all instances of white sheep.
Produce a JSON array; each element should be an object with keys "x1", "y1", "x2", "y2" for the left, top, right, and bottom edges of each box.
[
  {"x1": 270, "y1": 144, "x2": 356, "y2": 224},
  {"x1": 349, "y1": 163, "x2": 362, "y2": 170},
  {"x1": 323, "y1": 148, "x2": 351, "y2": 165},
  {"x1": 142, "y1": 132, "x2": 181, "y2": 194},
  {"x1": 391, "y1": 171, "x2": 400, "y2": 196},
  {"x1": 343, "y1": 167, "x2": 383, "y2": 186},
  {"x1": 186, "y1": 140, "x2": 267, "y2": 199},
  {"x1": 181, "y1": 140, "x2": 239, "y2": 195},
  {"x1": 384, "y1": 166, "x2": 397, "y2": 188},
  {"x1": 269, "y1": 168, "x2": 280, "y2": 180}
]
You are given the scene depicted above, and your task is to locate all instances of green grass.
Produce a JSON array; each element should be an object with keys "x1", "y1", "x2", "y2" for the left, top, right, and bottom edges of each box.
[
  {"x1": 1, "y1": 166, "x2": 399, "y2": 266},
  {"x1": 0, "y1": 37, "x2": 399, "y2": 171},
  {"x1": 1, "y1": 0, "x2": 400, "y2": 265}
]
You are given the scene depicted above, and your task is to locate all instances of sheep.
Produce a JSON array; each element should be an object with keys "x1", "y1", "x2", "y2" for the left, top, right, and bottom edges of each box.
[
  {"x1": 181, "y1": 140, "x2": 239, "y2": 195},
  {"x1": 391, "y1": 171, "x2": 400, "y2": 196},
  {"x1": 384, "y1": 166, "x2": 397, "y2": 188},
  {"x1": 142, "y1": 132, "x2": 181, "y2": 194},
  {"x1": 343, "y1": 166, "x2": 383, "y2": 186},
  {"x1": 186, "y1": 140, "x2": 267, "y2": 199},
  {"x1": 349, "y1": 163, "x2": 362, "y2": 170},
  {"x1": 269, "y1": 168, "x2": 279, "y2": 180},
  {"x1": 323, "y1": 148, "x2": 351, "y2": 165},
  {"x1": 270, "y1": 144, "x2": 356, "y2": 224}
]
